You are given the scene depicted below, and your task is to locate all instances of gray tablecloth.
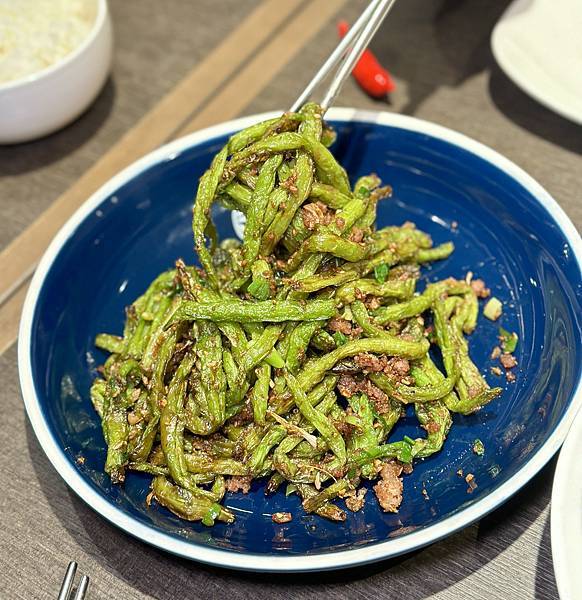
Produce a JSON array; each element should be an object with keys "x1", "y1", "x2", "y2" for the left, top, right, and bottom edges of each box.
[{"x1": 1, "y1": 1, "x2": 580, "y2": 598}]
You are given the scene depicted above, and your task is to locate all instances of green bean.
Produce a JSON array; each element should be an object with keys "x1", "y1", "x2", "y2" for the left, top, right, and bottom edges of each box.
[
  {"x1": 168, "y1": 298, "x2": 335, "y2": 324},
  {"x1": 228, "y1": 117, "x2": 281, "y2": 153},
  {"x1": 103, "y1": 402, "x2": 129, "y2": 483},
  {"x1": 296, "y1": 484, "x2": 347, "y2": 521},
  {"x1": 228, "y1": 114, "x2": 303, "y2": 154},
  {"x1": 351, "y1": 439, "x2": 414, "y2": 466},
  {"x1": 284, "y1": 371, "x2": 346, "y2": 465},
  {"x1": 240, "y1": 155, "x2": 283, "y2": 276},
  {"x1": 355, "y1": 186, "x2": 392, "y2": 231},
  {"x1": 373, "y1": 279, "x2": 471, "y2": 325},
  {"x1": 236, "y1": 166, "x2": 258, "y2": 190},
  {"x1": 394, "y1": 356, "x2": 460, "y2": 403},
  {"x1": 225, "y1": 133, "x2": 304, "y2": 182},
  {"x1": 222, "y1": 349, "x2": 238, "y2": 389},
  {"x1": 247, "y1": 259, "x2": 274, "y2": 300},
  {"x1": 128, "y1": 462, "x2": 170, "y2": 477},
  {"x1": 434, "y1": 300, "x2": 502, "y2": 414},
  {"x1": 250, "y1": 363, "x2": 271, "y2": 425},
  {"x1": 302, "y1": 479, "x2": 350, "y2": 513},
  {"x1": 301, "y1": 136, "x2": 350, "y2": 194},
  {"x1": 279, "y1": 210, "x2": 310, "y2": 254},
  {"x1": 350, "y1": 300, "x2": 392, "y2": 338},
  {"x1": 260, "y1": 150, "x2": 313, "y2": 255},
  {"x1": 259, "y1": 107, "x2": 321, "y2": 255},
  {"x1": 160, "y1": 349, "x2": 218, "y2": 501},
  {"x1": 336, "y1": 278, "x2": 416, "y2": 305},
  {"x1": 90, "y1": 379, "x2": 106, "y2": 418},
  {"x1": 211, "y1": 476, "x2": 227, "y2": 502},
  {"x1": 152, "y1": 476, "x2": 234, "y2": 524},
  {"x1": 373, "y1": 398, "x2": 403, "y2": 442},
  {"x1": 310, "y1": 182, "x2": 352, "y2": 208},
  {"x1": 184, "y1": 455, "x2": 248, "y2": 476},
  {"x1": 193, "y1": 146, "x2": 228, "y2": 289},
  {"x1": 310, "y1": 329, "x2": 337, "y2": 351},
  {"x1": 291, "y1": 240, "x2": 419, "y2": 293},
  {"x1": 347, "y1": 394, "x2": 378, "y2": 479},
  {"x1": 273, "y1": 391, "x2": 337, "y2": 478},
  {"x1": 263, "y1": 188, "x2": 288, "y2": 235},
  {"x1": 248, "y1": 426, "x2": 287, "y2": 475},
  {"x1": 413, "y1": 400, "x2": 452, "y2": 458},
  {"x1": 95, "y1": 334, "x2": 124, "y2": 354},
  {"x1": 415, "y1": 242, "x2": 455, "y2": 263},
  {"x1": 286, "y1": 231, "x2": 367, "y2": 272},
  {"x1": 197, "y1": 322, "x2": 227, "y2": 428},
  {"x1": 285, "y1": 322, "x2": 319, "y2": 373},
  {"x1": 221, "y1": 181, "x2": 252, "y2": 212},
  {"x1": 296, "y1": 336, "x2": 429, "y2": 392}
]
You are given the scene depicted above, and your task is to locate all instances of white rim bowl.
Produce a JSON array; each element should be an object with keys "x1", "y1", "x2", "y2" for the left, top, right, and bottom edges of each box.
[{"x1": 18, "y1": 109, "x2": 582, "y2": 572}]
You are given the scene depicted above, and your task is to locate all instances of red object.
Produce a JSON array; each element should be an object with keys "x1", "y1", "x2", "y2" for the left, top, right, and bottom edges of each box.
[{"x1": 337, "y1": 20, "x2": 396, "y2": 98}]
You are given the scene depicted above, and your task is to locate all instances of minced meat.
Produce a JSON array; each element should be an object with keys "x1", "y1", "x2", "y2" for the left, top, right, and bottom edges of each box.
[
  {"x1": 226, "y1": 476, "x2": 252, "y2": 494},
  {"x1": 344, "y1": 488, "x2": 367, "y2": 512},
  {"x1": 301, "y1": 202, "x2": 332, "y2": 230},
  {"x1": 373, "y1": 461, "x2": 403, "y2": 512},
  {"x1": 470, "y1": 279, "x2": 491, "y2": 298},
  {"x1": 500, "y1": 353, "x2": 518, "y2": 369},
  {"x1": 328, "y1": 317, "x2": 353, "y2": 335},
  {"x1": 272, "y1": 512, "x2": 292, "y2": 524}
]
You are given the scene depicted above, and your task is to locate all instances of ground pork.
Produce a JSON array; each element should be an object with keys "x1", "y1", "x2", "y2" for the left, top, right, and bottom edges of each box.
[
  {"x1": 337, "y1": 374, "x2": 360, "y2": 398},
  {"x1": 354, "y1": 352, "x2": 386, "y2": 373},
  {"x1": 348, "y1": 227, "x2": 365, "y2": 243},
  {"x1": 470, "y1": 279, "x2": 491, "y2": 298},
  {"x1": 365, "y1": 296, "x2": 382, "y2": 311},
  {"x1": 280, "y1": 171, "x2": 298, "y2": 194},
  {"x1": 385, "y1": 357, "x2": 410, "y2": 380},
  {"x1": 229, "y1": 399, "x2": 254, "y2": 426},
  {"x1": 353, "y1": 353, "x2": 410, "y2": 384},
  {"x1": 334, "y1": 418, "x2": 356, "y2": 438},
  {"x1": 272, "y1": 512, "x2": 293, "y2": 524},
  {"x1": 301, "y1": 202, "x2": 333, "y2": 230},
  {"x1": 344, "y1": 488, "x2": 367, "y2": 512},
  {"x1": 373, "y1": 461, "x2": 403, "y2": 512},
  {"x1": 490, "y1": 346, "x2": 502, "y2": 360},
  {"x1": 425, "y1": 420, "x2": 441, "y2": 434},
  {"x1": 337, "y1": 374, "x2": 392, "y2": 414},
  {"x1": 226, "y1": 476, "x2": 252, "y2": 494},
  {"x1": 363, "y1": 379, "x2": 391, "y2": 414},
  {"x1": 328, "y1": 317, "x2": 353, "y2": 335},
  {"x1": 500, "y1": 353, "x2": 518, "y2": 369}
]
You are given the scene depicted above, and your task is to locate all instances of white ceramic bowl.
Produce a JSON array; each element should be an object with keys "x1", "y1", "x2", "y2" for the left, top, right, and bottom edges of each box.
[{"x1": 0, "y1": 0, "x2": 113, "y2": 144}]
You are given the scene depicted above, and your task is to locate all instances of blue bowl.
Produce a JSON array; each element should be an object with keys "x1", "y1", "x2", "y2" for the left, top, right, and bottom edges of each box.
[{"x1": 19, "y1": 109, "x2": 582, "y2": 571}]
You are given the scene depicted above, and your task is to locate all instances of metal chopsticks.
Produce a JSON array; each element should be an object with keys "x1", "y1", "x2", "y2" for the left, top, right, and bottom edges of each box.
[{"x1": 290, "y1": 0, "x2": 397, "y2": 112}]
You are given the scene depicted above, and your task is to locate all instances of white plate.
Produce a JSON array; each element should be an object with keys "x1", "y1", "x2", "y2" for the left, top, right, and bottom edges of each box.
[
  {"x1": 491, "y1": 0, "x2": 582, "y2": 125},
  {"x1": 551, "y1": 408, "x2": 582, "y2": 599}
]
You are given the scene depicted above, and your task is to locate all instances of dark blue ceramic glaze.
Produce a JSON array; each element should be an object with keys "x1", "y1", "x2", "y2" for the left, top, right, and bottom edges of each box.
[{"x1": 29, "y1": 121, "x2": 582, "y2": 557}]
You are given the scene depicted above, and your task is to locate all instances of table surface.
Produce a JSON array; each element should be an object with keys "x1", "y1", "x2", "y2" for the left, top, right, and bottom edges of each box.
[{"x1": 1, "y1": 1, "x2": 581, "y2": 598}]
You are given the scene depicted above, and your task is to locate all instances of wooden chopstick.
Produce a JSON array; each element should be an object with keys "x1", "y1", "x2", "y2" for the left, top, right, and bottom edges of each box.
[{"x1": 0, "y1": 0, "x2": 348, "y2": 356}]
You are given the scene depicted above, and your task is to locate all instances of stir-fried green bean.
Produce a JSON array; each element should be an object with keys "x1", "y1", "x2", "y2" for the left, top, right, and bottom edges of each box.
[{"x1": 92, "y1": 104, "x2": 503, "y2": 525}]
